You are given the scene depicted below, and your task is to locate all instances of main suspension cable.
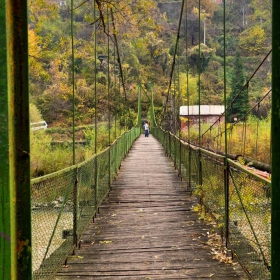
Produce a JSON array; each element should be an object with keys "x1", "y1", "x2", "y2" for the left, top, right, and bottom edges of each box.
[{"x1": 161, "y1": 0, "x2": 185, "y2": 125}]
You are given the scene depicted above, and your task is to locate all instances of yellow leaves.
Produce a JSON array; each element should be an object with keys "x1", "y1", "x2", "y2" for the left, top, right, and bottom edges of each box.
[
  {"x1": 29, "y1": 27, "x2": 50, "y2": 80},
  {"x1": 29, "y1": 28, "x2": 40, "y2": 57},
  {"x1": 84, "y1": 14, "x2": 94, "y2": 23},
  {"x1": 212, "y1": 250, "x2": 233, "y2": 264},
  {"x1": 68, "y1": 255, "x2": 83, "y2": 259},
  {"x1": 180, "y1": 116, "x2": 189, "y2": 122},
  {"x1": 99, "y1": 240, "x2": 112, "y2": 244},
  {"x1": 192, "y1": 2, "x2": 213, "y2": 20},
  {"x1": 192, "y1": 7, "x2": 199, "y2": 17},
  {"x1": 187, "y1": 0, "x2": 215, "y2": 16},
  {"x1": 239, "y1": 26, "x2": 266, "y2": 54},
  {"x1": 122, "y1": 63, "x2": 130, "y2": 70}
]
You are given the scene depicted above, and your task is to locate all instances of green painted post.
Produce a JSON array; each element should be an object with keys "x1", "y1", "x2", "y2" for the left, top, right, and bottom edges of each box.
[
  {"x1": 271, "y1": 2, "x2": 280, "y2": 279},
  {"x1": 0, "y1": 0, "x2": 31, "y2": 279},
  {"x1": 0, "y1": 2, "x2": 11, "y2": 278}
]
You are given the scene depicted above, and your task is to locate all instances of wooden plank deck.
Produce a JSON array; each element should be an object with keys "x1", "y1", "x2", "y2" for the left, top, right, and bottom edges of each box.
[{"x1": 55, "y1": 134, "x2": 248, "y2": 279}]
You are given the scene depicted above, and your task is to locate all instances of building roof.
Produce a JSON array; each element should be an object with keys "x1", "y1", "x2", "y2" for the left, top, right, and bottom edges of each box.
[{"x1": 180, "y1": 105, "x2": 225, "y2": 116}]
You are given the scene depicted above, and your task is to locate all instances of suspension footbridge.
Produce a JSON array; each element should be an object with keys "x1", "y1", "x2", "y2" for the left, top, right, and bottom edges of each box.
[
  {"x1": 1, "y1": 1, "x2": 280, "y2": 280},
  {"x1": 55, "y1": 134, "x2": 247, "y2": 280}
]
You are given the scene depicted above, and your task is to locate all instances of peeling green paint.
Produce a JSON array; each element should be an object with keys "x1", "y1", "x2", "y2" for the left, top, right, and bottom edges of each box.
[
  {"x1": 0, "y1": 0, "x2": 32, "y2": 279},
  {"x1": 0, "y1": 0, "x2": 12, "y2": 278}
]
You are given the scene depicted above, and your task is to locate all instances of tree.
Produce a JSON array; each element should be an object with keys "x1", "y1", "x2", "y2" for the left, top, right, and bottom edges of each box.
[
  {"x1": 228, "y1": 52, "x2": 249, "y2": 122},
  {"x1": 188, "y1": 43, "x2": 215, "y2": 73},
  {"x1": 239, "y1": 25, "x2": 266, "y2": 55}
]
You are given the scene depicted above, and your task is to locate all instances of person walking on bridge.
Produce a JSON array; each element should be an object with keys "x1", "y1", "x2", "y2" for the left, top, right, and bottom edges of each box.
[{"x1": 144, "y1": 121, "x2": 149, "y2": 137}]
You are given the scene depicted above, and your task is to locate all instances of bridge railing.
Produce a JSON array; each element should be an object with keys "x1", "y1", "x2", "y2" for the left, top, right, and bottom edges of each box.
[
  {"x1": 152, "y1": 126, "x2": 271, "y2": 280},
  {"x1": 31, "y1": 127, "x2": 141, "y2": 280}
]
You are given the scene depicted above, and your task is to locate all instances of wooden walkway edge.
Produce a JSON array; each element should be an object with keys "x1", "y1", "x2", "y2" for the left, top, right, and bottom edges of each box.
[{"x1": 55, "y1": 134, "x2": 248, "y2": 279}]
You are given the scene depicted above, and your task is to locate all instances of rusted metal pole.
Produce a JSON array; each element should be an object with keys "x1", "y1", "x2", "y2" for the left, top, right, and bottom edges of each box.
[
  {"x1": 271, "y1": 1, "x2": 280, "y2": 279},
  {"x1": 0, "y1": 0, "x2": 31, "y2": 279}
]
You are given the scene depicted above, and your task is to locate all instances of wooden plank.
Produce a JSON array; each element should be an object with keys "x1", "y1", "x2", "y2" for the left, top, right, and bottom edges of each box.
[{"x1": 55, "y1": 135, "x2": 248, "y2": 279}]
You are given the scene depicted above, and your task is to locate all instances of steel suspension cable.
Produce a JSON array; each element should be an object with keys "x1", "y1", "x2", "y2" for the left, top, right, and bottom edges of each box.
[
  {"x1": 201, "y1": 49, "x2": 272, "y2": 138},
  {"x1": 242, "y1": 83, "x2": 250, "y2": 156},
  {"x1": 110, "y1": 7, "x2": 133, "y2": 129},
  {"x1": 94, "y1": 0, "x2": 97, "y2": 155},
  {"x1": 177, "y1": 39, "x2": 181, "y2": 138},
  {"x1": 138, "y1": 84, "x2": 142, "y2": 127},
  {"x1": 184, "y1": 0, "x2": 192, "y2": 190},
  {"x1": 255, "y1": 103, "x2": 260, "y2": 158},
  {"x1": 223, "y1": 0, "x2": 229, "y2": 244},
  {"x1": 223, "y1": 0, "x2": 228, "y2": 157},
  {"x1": 198, "y1": 0, "x2": 201, "y2": 149},
  {"x1": 173, "y1": 61, "x2": 175, "y2": 133},
  {"x1": 110, "y1": 8, "x2": 126, "y2": 101},
  {"x1": 140, "y1": 84, "x2": 151, "y2": 101},
  {"x1": 114, "y1": 43, "x2": 117, "y2": 139},
  {"x1": 150, "y1": 82, "x2": 157, "y2": 127},
  {"x1": 161, "y1": 0, "x2": 185, "y2": 125},
  {"x1": 185, "y1": 0, "x2": 190, "y2": 144},
  {"x1": 107, "y1": 6, "x2": 111, "y2": 143},
  {"x1": 107, "y1": 6, "x2": 111, "y2": 187},
  {"x1": 211, "y1": 89, "x2": 271, "y2": 143},
  {"x1": 71, "y1": 0, "x2": 76, "y2": 164}
]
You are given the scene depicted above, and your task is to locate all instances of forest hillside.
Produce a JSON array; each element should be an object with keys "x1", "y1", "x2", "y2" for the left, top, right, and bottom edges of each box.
[{"x1": 29, "y1": 0, "x2": 271, "y2": 127}]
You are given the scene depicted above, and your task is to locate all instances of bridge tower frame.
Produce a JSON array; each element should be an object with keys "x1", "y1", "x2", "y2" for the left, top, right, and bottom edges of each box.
[{"x1": 0, "y1": 0, "x2": 32, "y2": 279}]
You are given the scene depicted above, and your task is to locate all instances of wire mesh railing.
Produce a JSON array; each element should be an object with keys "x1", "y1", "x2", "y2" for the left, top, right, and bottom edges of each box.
[
  {"x1": 152, "y1": 126, "x2": 271, "y2": 280},
  {"x1": 31, "y1": 127, "x2": 140, "y2": 280},
  {"x1": 228, "y1": 161, "x2": 271, "y2": 280}
]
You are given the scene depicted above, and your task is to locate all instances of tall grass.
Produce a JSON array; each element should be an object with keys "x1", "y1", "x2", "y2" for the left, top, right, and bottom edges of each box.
[
  {"x1": 30, "y1": 123, "x2": 124, "y2": 178},
  {"x1": 181, "y1": 115, "x2": 271, "y2": 165}
]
